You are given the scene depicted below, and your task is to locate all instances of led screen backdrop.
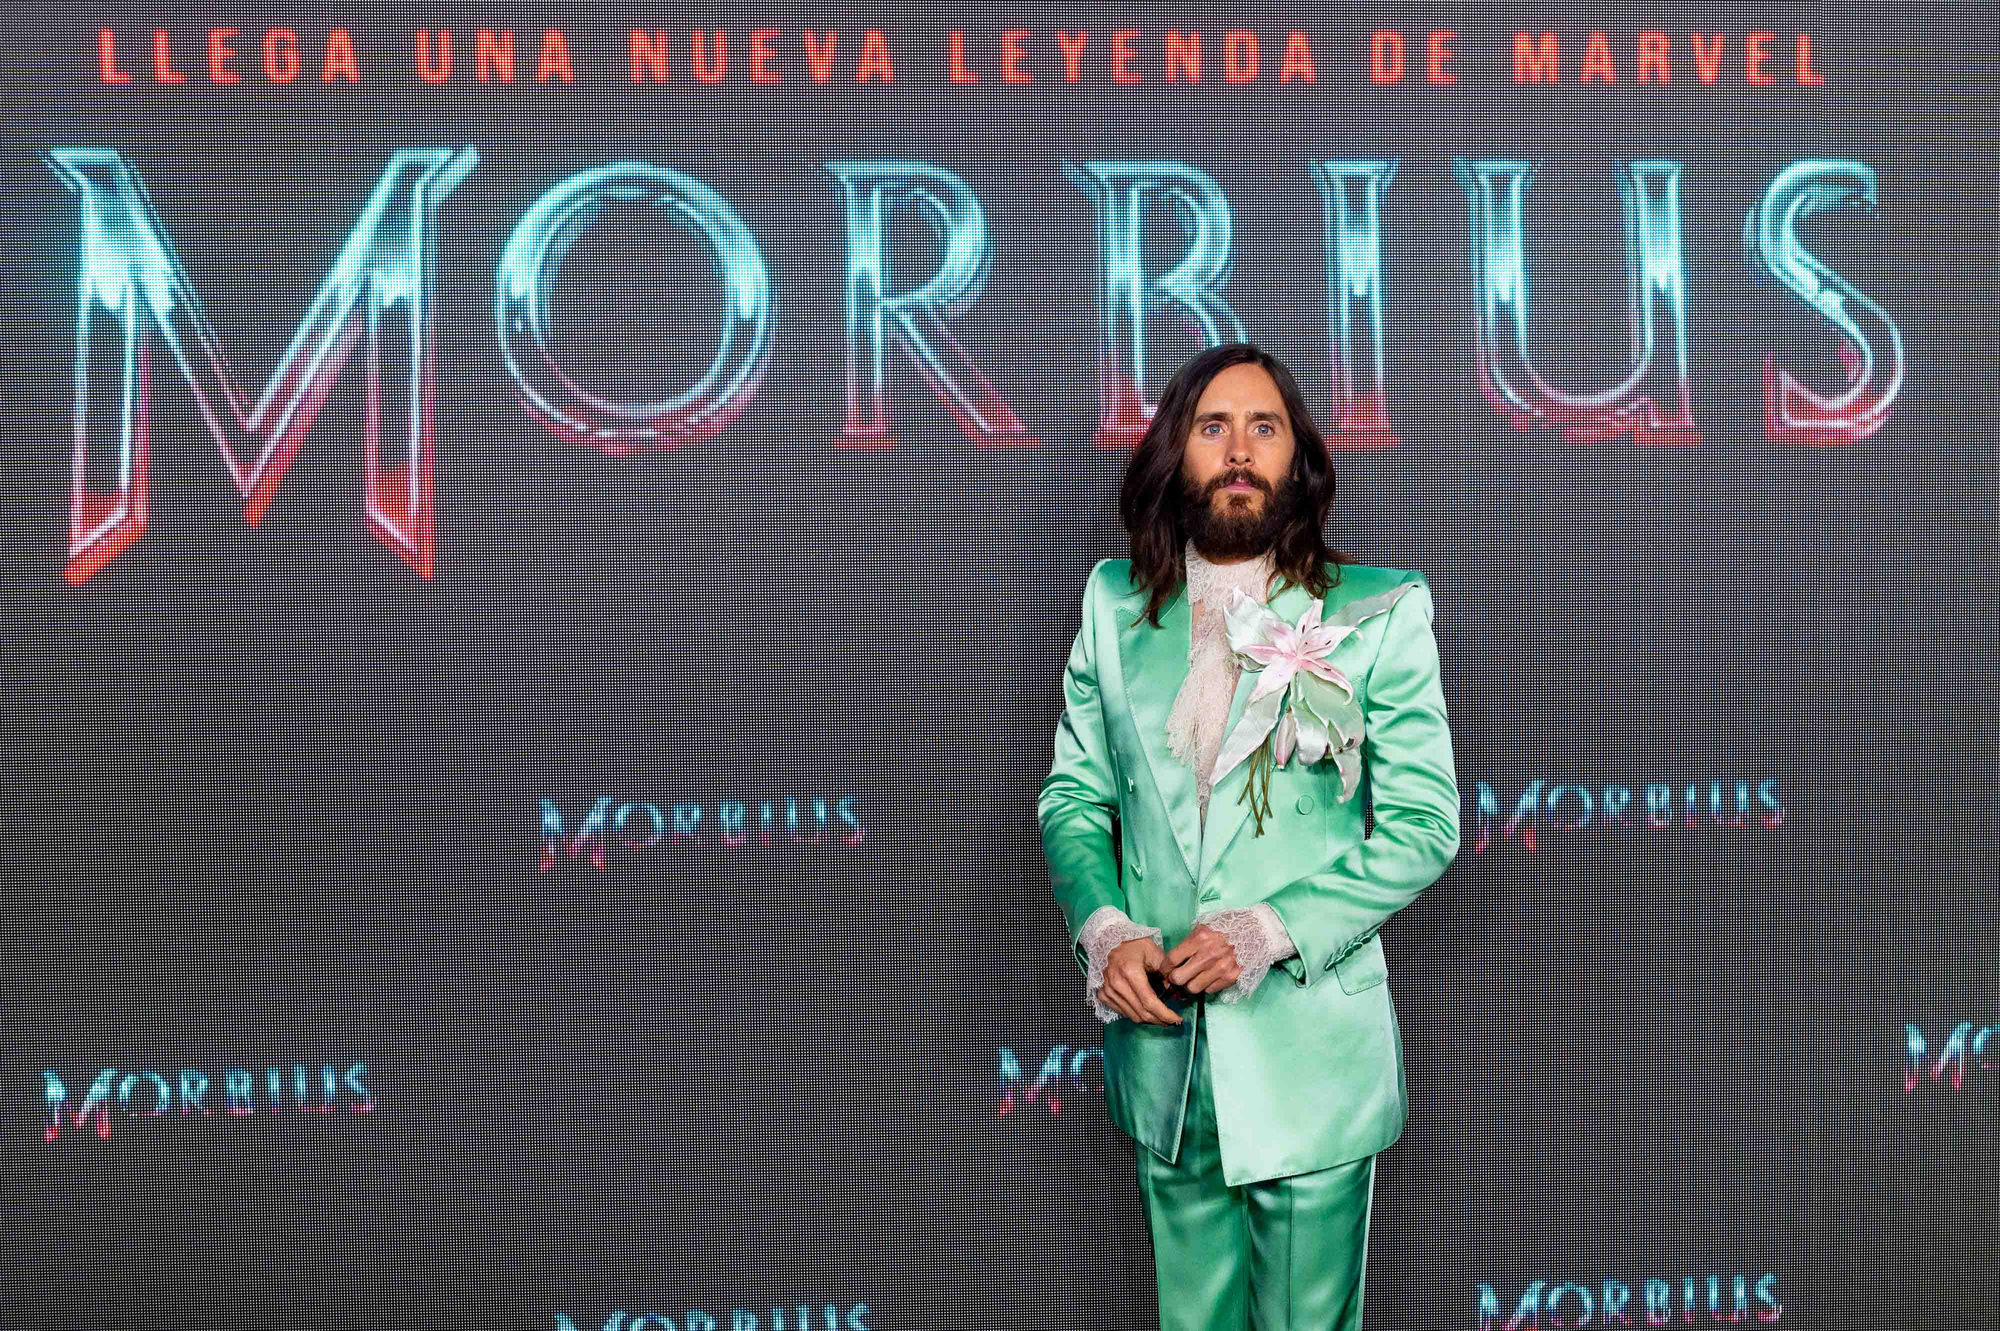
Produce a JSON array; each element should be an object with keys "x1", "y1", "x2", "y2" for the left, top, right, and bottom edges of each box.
[{"x1": 3, "y1": 5, "x2": 1994, "y2": 1329}]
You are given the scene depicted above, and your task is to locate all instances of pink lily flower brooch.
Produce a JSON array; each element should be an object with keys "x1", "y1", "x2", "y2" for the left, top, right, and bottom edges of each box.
[{"x1": 1210, "y1": 581, "x2": 1418, "y2": 835}]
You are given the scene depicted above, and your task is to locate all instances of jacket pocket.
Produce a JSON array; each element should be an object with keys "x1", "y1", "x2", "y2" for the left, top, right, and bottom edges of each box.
[{"x1": 1332, "y1": 934, "x2": 1387, "y2": 994}]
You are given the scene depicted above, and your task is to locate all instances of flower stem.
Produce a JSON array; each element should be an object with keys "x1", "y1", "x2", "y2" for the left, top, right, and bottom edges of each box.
[{"x1": 1238, "y1": 734, "x2": 1275, "y2": 837}]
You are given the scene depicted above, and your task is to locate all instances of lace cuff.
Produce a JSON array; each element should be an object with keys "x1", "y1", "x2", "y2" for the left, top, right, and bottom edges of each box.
[
  {"x1": 1078, "y1": 905, "x2": 1164, "y2": 1024},
  {"x1": 1192, "y1": 903, "x2": 1299, "y2": 1005}
]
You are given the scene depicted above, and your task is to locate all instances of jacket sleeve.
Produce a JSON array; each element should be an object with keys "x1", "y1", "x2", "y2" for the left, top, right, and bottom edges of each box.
[
  {"x1": 1038, "y1": 561, "x2": 1128, "y2": 977},
  {"x1": 1261, "y1": 577, "x2": 1459, "y2": 987}
]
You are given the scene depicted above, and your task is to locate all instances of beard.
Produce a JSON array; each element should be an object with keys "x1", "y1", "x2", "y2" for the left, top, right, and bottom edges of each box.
[{"x1": 1180, "y1": 466, "x2": 1297, "y2": 562}]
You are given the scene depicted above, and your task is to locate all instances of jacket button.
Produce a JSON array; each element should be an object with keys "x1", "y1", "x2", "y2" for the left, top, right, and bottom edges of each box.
[
  {"x1": 1295, "y1": 795, "x2": 1314, "y2": 814},
  {"x1": 1126, "y1": 777, "x2": 1137, "y2": 792}
]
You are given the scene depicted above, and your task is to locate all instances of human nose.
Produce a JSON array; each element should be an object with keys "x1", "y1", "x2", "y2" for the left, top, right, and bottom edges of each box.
[{"x1": 1224, "y1": 428, "x2": 1253, "y2": 464}]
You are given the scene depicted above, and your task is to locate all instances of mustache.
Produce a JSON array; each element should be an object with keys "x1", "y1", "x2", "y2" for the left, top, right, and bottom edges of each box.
[{"x1": 1207, "y1": 469, "x2": 1271, "y2": 497}]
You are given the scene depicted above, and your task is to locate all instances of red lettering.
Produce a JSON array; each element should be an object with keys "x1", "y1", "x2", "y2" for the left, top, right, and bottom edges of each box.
[
  {"x1": 947, "y1": 30, "x2": 977, "y2": 84},
  {"x1": 537, "y1": 28, "x2": 573, "y2": 83},
  {"x1": 630, "y1": 29, "x2": 669, "y2": 82},
  {"x1": 749, "y1": 28, "x2": 780, "y2": 83},
  {"x1": 1514, "y1": 31, "x2": 1559, "y2": 83},
  {"x1": 1223, "y1": 30, "x2": 1258, "y2": 84},
  {"x1": 1001, "y1": 29, "x2": 1030, "y2": 83},
  {"x1": 475, "y1": 29, "x2": 514, "y2": 83},
  {"x1": 1277, "y1": 30, "x2": 1314, "y2": 83},
  {"x1": 207, "y1": 28, "x2": 241, "y2": 84},
  {"x1": 1690, "y1": 33, "x2": 1725, "y2": 84},
  {"x1": 264, "y1": 28, "x2": 300, "y2": 83},
  {"x1": 691, "y1": 30, "x2": 726, "y2": 83},
  {"x1": 1369, "y1": 30, "x2": 1404, "y2": 84},
  {"x1": 322, "y1": 28, "x2": 359, "y2": 83},
  {"x1": 98, "y1": 28, "x2": 132, "y2": 84},
  {"x1": 1425, "y1": 29, "x2": 1455, "y2": 85},
  {"x1": 414, "y1": 29, "x2": 452, "y2": 84},
  {"x1": 1636, "y1": 31, "x2": 1670, "y2": 83},
  {"x1": 856, "y1": 28, "x2": 894, "y2": 82},
  {"x1": 1110, "y1": 29, "x2": 1140, "y2": 84},
  {"x1": 1055, "y1": 30, "x2": 1087, "y2": 82},
  {"x1": 1796, "y1": 32, "x2": 1823, "y2": 86},
  {"x1": 1746, "y1": 31, "x2": 1775, "y2": 85},
  {"x1": 152, "y1": 29, "x2": 186, "y2": 84},
  {"x1": 1164, "y1": 30, "x2": 1200, "y2": 83},
  {"x1": 802, "y1": 30, "x2": 837, "y2": 82},
  {"x1": 1580, "y1": 31, "x2": 1616, "y2": 84}
]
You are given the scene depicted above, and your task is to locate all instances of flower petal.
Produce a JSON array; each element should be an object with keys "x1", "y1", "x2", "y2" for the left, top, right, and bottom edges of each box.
[
  {"x1": 1247, "y1": 663, "x2": 1296, "y2": 703},
  {"x1": 1210, "y1": 688, "x2": 1288, "y2": 785},
  {"x1": 1299, "y1": 660, "x2": 1353, "y2": 694},
  {"x1": 1292, "y1": 709, "x2": 1331, "y2": 764},
  {"x1": 1296, "y1": 663, "x2": 1360, "y2": 703},
  {"x1": 1223, "y1": 596, "x2": 1287, "y2": 655},
  {"x1": 1333, "y1": 747, "x2": 1362, "y2": 800},
  {"x1": 1303, "y1": 623, "x2": 1357, "y2": 654},
  {"x1": 1273, "y1": 710, "x2": 1297, "y2": 765}
]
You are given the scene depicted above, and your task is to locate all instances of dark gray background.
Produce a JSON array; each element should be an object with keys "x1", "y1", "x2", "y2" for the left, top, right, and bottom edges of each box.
[{"x1": 2, "y1": 5, "x2": 1993, "y2": 1329}]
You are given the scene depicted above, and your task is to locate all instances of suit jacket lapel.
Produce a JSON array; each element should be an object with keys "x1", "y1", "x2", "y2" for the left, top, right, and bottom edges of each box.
[
  {"x1": 1118, "y1": 587, "x2": 1202, "y2": 882},
  {"x1": 1195, "y1": 576, "x2": 1317, "y2": 882}
]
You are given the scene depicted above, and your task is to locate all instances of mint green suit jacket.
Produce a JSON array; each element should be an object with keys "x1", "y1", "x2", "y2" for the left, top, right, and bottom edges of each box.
[{"x1": 1039, "y1": 558, "x2": 1460, "y2": 1185}]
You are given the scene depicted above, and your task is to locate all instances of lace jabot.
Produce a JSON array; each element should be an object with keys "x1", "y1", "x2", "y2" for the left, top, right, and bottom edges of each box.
[{"x1": 1166, "y1": 541, "x2": 1277, "y2": 821}]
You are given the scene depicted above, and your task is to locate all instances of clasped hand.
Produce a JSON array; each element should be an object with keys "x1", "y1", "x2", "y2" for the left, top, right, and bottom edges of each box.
[{"x1": 1096, "y1": 925, "x2": 1242, "y2": 1026}]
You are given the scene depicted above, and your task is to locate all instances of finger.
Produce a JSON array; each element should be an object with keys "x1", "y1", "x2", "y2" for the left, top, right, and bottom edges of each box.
[
  {"x1": 1179, "y1": 925, "x2": 1219, "y2": 954},
  {"x1": 1114, "y1": 977, "x2": 1167, "y2": 1026},
  {"x1": 1136, "y1": 975, "x2": 1176, "y2": 1023},
  {"x1": 1169, "y1": 942, "x2": 1230, "y2": 986},
  {"x1": 1171, "y1": 957, "x2": 1215, "y2": 991},
  {"x1": 1138, "y1": 982, "x2": 1182, "y2": 1025},
  {"x1": 1117, "y1": 959, "x2": 1159, "y2": 994},
  {"x1": 1186, "y1": 945, "x2": 1244, "y2": 989},
  {"x1": 1162, "y1": 940, "x2": 1194, "y2": 967},
  {"x1": 1186, "y1": 960, "x2": 1242, "y2": 994}
]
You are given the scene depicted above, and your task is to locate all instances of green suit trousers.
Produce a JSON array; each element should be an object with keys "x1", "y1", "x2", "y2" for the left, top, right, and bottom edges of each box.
[{"x1": 1135, "y1": 1004, "x2": 1376, "y2": 1331}]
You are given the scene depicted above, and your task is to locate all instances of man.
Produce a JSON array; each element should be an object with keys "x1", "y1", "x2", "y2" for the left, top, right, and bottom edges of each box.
[{"x1": 1038, "y1": 342, "x2": 1459, "y2": 1330}]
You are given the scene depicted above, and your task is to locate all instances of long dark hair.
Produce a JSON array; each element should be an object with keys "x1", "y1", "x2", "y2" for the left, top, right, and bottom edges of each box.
[{"x1": 1118, "y1": 343, "x2": 1348, "y2": 627}]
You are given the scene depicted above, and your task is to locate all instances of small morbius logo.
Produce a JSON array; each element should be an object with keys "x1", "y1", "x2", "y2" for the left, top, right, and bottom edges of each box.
[
  {"x1": 539, "y1": 795, "x2": 865, "y2": 871},
  {"x1": 1466, "y1": 777, "x2": 1785, "y2": 853},
  {"x1": 1903, "y1": 1021, "x2": 1998, "y2": 1093},
  {"x1": 41, "y1": 1061, "x2": 374, "y2": 1142},
  {"x1": 1479, "y1": 1273, "x2": 1781, "y2": 1328},
  {"x1": 555, "y1": 1302, "x2": 872, "y2": 1331},
  {"x1": 997, "y1": 1043, "x2": 1104, "y2": 1117}
]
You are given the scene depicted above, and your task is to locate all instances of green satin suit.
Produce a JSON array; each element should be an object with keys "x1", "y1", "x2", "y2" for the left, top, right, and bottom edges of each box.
[{"x1": 1038, "y1": 557, "x2": 1459, "y2": 1326}]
